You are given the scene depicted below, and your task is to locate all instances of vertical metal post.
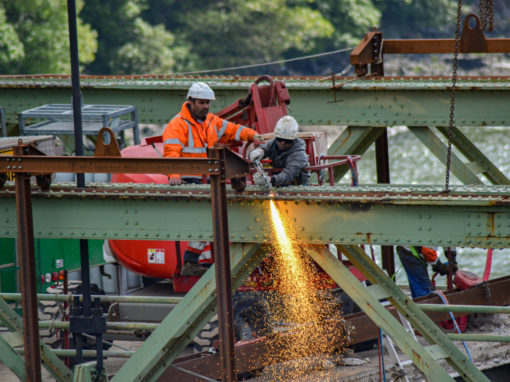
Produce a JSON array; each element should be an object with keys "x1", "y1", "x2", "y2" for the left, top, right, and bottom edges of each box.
[
  {"x1": 67, "y1": 2, "x2": 93, "y2": 369},
  {"x1": 0, "y1": 107, "x2": 6, "y2": 137},
  {"x1": 209, "y1": 148, "x2": 236, "y2": 382},
  {"x1": 79, "y1": 240, "x2": 91, "y2": 316},
  {"x1": 446, "y1": 247, "x2": 454, "y2": 290},
  {"x1": 63, "y1": 270, "x2": 71, "y2": 368},
  {"x1": 67, "y1": 0, "x2": 85, "y2": 180},
  {"x1": 375, "y1": 129, "x2": 395, "y2": 276},
  {"x1": 14, "y1": 144, "x2": 41, "y2": 382}
]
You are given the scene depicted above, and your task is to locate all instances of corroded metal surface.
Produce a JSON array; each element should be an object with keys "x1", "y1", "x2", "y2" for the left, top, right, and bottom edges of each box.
[
  {"x1": 1, "y1": 183, "x2": 510, "y2": 248},
  {"x1": 2, "y1": 75, "x2": 510, "y2": 126},
  {"x1": 2, "y1": 74, "x2": 510, "y2": 90},
  {"x1": 3, "y1": 182, "x2": 510, "y2": 202}
]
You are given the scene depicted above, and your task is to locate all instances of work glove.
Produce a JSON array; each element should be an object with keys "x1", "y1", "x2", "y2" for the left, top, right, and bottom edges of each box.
[
  {"x1": 249, "y1": 148, "x2": 264, "y2": 163},
  {"x1": 253, "y1": 133, "x2": 264, "y2": 142},
  {"x1": 168, "y1": 175, "x2": 181, "y2": 186},
  {"x1": 432, "y1": 260, "x2": 454, "y2": 276},
  {"x1": 421, "y1": 246, "x2": 438, "y2": 264},
  {"x1": 252, "y1": 171, "x2": 268, "y2": 187}
]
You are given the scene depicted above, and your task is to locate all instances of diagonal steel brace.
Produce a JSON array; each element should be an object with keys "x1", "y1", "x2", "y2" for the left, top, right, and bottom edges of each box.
[
  {"x1": 0, "y1": 296, "x2": 73, "y2": 382},
  {"x1": 307, "y1": 245, "x2": 489, "y2": 382}
]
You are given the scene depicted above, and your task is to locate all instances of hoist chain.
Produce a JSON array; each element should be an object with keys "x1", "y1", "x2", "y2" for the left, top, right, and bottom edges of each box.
[
  {"x1": 480, "y1": 0, "x2": 486, "y2": 29},
  {"x1": 479, "y1": 0, "x2": 495, "y2": 31},
  {"x1": 488, "y1": 0, "x2": 494, "y2": 31},
  {"x1": 445, "y1": 0, "x2": 463, "y2": 192}
]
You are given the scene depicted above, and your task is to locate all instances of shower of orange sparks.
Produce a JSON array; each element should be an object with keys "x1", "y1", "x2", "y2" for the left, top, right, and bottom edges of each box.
[
  {"x1": 269, "y1": 200, "x2": 319, "y2": 323},
  {"x1": 265, "y1": 200, "x2": 350, "y2": 378}
]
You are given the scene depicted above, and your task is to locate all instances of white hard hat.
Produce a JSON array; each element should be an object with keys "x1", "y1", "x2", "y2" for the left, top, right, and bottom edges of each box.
[
  {"x1": 274, "y1": 116, "x2": 298, "y2": 140},
  {"x1": 187, "y1": 82, "x2": 215, "y2": 100}
]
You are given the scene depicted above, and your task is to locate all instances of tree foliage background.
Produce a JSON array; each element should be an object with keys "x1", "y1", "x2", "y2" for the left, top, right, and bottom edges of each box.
[{"x1": 1, "y1": 0, "x2": 506, "y2": 76}]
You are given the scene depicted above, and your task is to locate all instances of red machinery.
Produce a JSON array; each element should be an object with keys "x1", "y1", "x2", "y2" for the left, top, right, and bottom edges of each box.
[{"x1": 109, "y1": 76, "x2": 361, "y2": 292}]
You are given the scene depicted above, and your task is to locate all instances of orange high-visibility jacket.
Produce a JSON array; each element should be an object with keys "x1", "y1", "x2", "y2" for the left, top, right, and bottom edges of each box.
[{"x1": 163, "y1": 102, "x2": 256, "y2": 179}]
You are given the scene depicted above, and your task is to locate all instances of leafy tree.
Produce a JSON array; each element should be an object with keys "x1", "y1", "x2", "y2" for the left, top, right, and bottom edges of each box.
[
  {"x1": 142, "y1": 0, "x2": 334, "y2": 74},
  {"x1": 0, "y1": 7, "x2": 23, "y2": 67},
  {"x1": 113, "y1": 20, "x2": 189, "y2": 74},
  {"x1": 0, "y1": 0, "x2": 473, "y2": 76},
  {"x1": 81, "y1": 0, "x2": 189, "y2": 74},
  {"x1": 373, "y1": 0, "x2": 456, "y2": 38},
  {"x1": 0, "y1": 0, "x2": 97, "y2": 74},
  {"x1": 304, "y1": 0, "x2": 381, "y2": 47},
  {"x1": 283, "y1": 0, "x2": 380, "y2": 75}
]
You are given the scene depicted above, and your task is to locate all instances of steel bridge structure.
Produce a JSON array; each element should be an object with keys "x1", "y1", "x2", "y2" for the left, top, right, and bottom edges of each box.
[{"x1": 2, "y1": 75, "x2": 510, "y2": 381}]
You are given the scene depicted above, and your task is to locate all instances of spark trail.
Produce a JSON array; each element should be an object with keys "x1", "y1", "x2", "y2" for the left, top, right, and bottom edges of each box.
[{"x1": 265, "y1": 200, "x2": 349, "y2": 379}]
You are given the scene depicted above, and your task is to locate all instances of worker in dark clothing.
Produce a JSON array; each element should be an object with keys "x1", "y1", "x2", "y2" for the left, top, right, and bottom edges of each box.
[
  {"x1": 396, "y1": 246, "x2": 456, "y2": 298},
  {"x1": 248, "y1": 115, "x2": 310, "y2": 187}
]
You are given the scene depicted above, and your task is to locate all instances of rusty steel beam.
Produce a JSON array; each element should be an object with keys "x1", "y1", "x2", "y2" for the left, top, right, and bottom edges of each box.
[
  {"x1": 350, "y1": 14, "x2": 510, "y2": 77},
  {"x1": 0, "y1": 146, "x2": 250, "y2": 187},
  {"x1": 350, "y1": 31, "x2": 382, "y2": 65},
  {"x1": 383, "y1": 38, "x2": 510, "y2": 54},
  {"x1": 165, "y1": 275, "x2": 510, "y2": 381},
  {"x1": 14, "y1": 145, "x2": 41, "y2": 382},
  {"x1": 209, "y1": 148, "x2": 236, "y2": 382},
  {"x1": 0, "y1": 155, "x2": 221, "y2": 176}
]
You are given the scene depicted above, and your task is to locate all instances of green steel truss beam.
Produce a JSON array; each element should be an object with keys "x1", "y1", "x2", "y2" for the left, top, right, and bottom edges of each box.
[
  {"x1": 408, "y1": 126, "x2": 482, "y2": 185},
  {"x1": 327, "y1": 126, "x2": 384, "y2": 181},
  {"x1": 0, "y1": 296, "x2": 73, "y2": 382},
  {"x1": 111, "y1": 243, "x2": 266, "y2": 382},
  {"x1": 72, "y1": 362, "x2": 107, "y2": 382},
  {"x1": 436, "y1": 126, "x2": 510, "y2": 185},
  {"x1": 1, "y1": 76, "x2": 510, "y2": 126},
  {"x1": 308, "y1": 245, "x2": 488, "y2": 382},
  {"x1": 0, "y1": 333, "x2": 25, "y2": 381},
  {"x1": 2, "y1": 184, "x2": 510, "y2": 248}
]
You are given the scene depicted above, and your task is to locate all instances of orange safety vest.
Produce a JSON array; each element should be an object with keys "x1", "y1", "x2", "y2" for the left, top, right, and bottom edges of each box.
[
  {"x1": 186, "y1": 241, "x2": 214, "y2": 265},
  {"x1": 163, "y1": 101, "x2": 255, "y2": 179}
]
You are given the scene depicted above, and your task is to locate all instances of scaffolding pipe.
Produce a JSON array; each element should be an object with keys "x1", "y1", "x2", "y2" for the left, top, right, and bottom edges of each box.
[
  {"x1": 15, "y1": 349, "x2": 134, "y2": 358},
  {"x1": 38, "y1": 321, "x2": 158, "y2": 331},
  {"x1": 419, "y1": 304, "x2": 510, "y2": 314},
  {"x1": 0, "y1": 293, "x2": 182, "y2": 304},
  {"x1": 447, "y1": 333, "x2": 510, "y2": 342}
]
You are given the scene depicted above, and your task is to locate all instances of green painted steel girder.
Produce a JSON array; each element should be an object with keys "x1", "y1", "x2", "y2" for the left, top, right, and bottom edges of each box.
[
  {"x1": 0, "y1": 296, "x2": 73, "y2": 382},
  {"x1": 436, "y1": 126, "x2": 510, "y2": 185},
  {"x1": 409, "y1": 126, "x2": 482, "y2": 185},
  {"x1": 2, "y1": 76, "x2": 510, "y2": 126},
  {"x1": 0, "y1": 334, "x2": 26, "y2": 381},
  {"x1": 2, "y1": 184, "x2": 510, "y2": 248},
  {"x1": 328, "y1": 126, "x2": 384, "y2": 180},
  {"x1": 72, "y1": 362, "x2": 107, "y2": 382}
]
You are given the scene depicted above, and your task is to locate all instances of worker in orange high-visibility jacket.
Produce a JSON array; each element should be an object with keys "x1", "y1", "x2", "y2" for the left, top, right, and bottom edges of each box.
[
  {"x1": 163, "y1": 81, "x2": 262, "y2": 185},
  {"x1": 164, "y1": 82, "x2": 262, "y2": 275}
]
